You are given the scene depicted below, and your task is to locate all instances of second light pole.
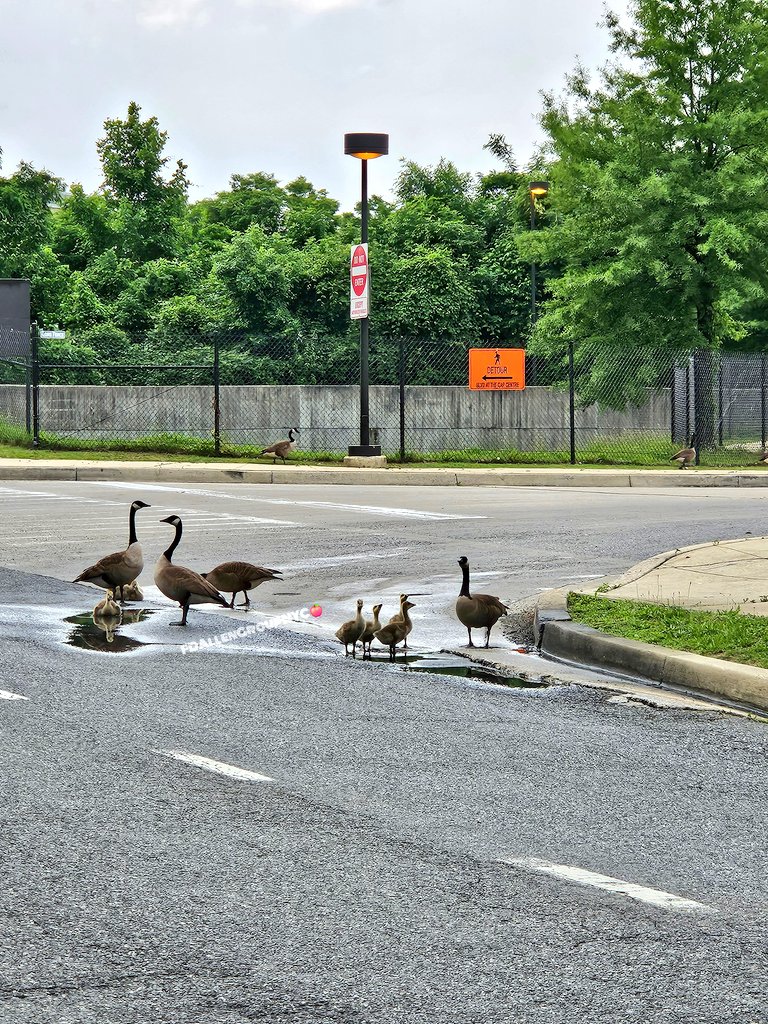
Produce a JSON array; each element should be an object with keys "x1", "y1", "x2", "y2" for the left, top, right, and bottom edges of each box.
[
  {"x1": 528, "y1": 180, "x2": 549, "y2": 329},
  {"x1": 345, "y1": 131, "x2": 388, "y2": 457}
]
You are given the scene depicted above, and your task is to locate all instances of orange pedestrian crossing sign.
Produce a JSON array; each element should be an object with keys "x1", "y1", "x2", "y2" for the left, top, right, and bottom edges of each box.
[{"x1": 469, "y1": 348, "x2": 525, "y2": 390}]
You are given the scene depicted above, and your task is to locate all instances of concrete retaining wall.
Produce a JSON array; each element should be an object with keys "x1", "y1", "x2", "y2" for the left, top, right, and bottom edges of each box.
[{"x1": 0, "y1": 383, "x2": 671, "y2": 453}]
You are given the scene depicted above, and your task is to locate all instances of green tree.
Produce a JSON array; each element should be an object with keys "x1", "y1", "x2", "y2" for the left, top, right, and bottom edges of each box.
[
  {"x1": 96, "y1": 101, "x2": 189, "y2": 262},
  {"x1": 0, "y1": 162, "x2": 64, "y2": 276},
  {"x1": 523, "y1": 0, "x2": 768, "y2": 443}
]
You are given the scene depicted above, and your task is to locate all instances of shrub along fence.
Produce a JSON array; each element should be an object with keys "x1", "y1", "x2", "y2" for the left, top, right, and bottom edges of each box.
[{"x1": 1, "y1": 329, "x2": 767, "y2": 465}]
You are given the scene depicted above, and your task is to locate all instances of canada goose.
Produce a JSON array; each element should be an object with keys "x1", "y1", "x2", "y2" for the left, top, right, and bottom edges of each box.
[
  {"x1": 671, "y1": 434, "x2": 696, "y2": 469},
  {"x1": 387, "y1": 593, "x2": 413, "y2": 650},
  {"x1": 756, "y1": 448, "x2": 768, "y2": 465},
  {"x1": 260, "y1": 428, "x2": 299, "y2": 465},
  {"x1": 360, "y1": 603, "x2": 383, "y2": 658},
  {"x1": 73, "y1": 500, "x2": 151, "y2": 600},
  {"x1": 335, "y1": 599, "x2": 366, "y2": 657},
  {"x1": 455, "y1": 556, "x2": 508, "y2": 648},
  {"x1": 375, "y1": 601, "x2": 415, "y2": 661},
  {"x1": 93, "y1": 590, "x2": 121, "y2": 619},
  {"x1": 154, "y1": 515, "x2": 229, "y2": 626},
  {"x1": 202, "y1": 561, "x2": 283, "y2": 608},
  {"x1": 122, "y1": 580, "x2": 144, "y2": 602}
]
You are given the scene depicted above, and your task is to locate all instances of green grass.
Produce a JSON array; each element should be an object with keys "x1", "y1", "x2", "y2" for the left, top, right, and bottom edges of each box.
[
  {"x1": 1, "y1": 417, "x2": 768, "y2": 469},
  {"x1": 568, "y1": 591, "x2": 768, "y2": 670}
]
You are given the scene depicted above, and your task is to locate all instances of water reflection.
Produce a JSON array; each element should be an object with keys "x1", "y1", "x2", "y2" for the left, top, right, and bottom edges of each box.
[{"x1": 64, "y1": 608, "x2": 155, "y2": 654}]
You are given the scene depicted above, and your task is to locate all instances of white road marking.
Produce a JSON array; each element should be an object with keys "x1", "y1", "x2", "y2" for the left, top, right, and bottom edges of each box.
[
  {"x1": 156, "y1": 749, "x2": 274, "y2": 782},
  {"x1": 0, "y1": 689, "x2": 29, "y2": 701},
  {"x1": 92, "y1": 481, "x2": 485, "y2": 521},
  {"x1": 502, "y1": 857, "x2": 715, "y2": 913},
  {"x1": 280, "y1": 548, "x2": 409, "y2": 571}
]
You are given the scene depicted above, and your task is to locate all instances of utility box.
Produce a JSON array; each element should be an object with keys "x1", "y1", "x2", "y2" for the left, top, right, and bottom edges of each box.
[{"x1": 0, "y1": 279, "x2": 31, "y2": 361}]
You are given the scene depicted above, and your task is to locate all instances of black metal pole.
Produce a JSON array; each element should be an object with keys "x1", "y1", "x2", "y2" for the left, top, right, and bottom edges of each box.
[
  {"x1": 399, "y1": 335, "x2": 406, "y2": 463},
  {"x1": 213, "y1": 335, "x2": 221, "y2": 457},
  {"x1": 530, "y1": 195, "x2": 537, "y2": 331},
  {"x1": 718, "y1": 352, "x2": 723, "y2": 447},
  {"x1": 25, "y1": 358, "x2": 31, "y2": 436},
  {"x1": 762, "y1": 352, "x2": 766, "y2": 450},
  {"x1": 31, "y1": 325, "x2": 40, "y2": 448},
  {"x1": 359, "y1": 158, "x2": 370, "y2": 451},
  {"x1": 568, "y1": 339, "x2": 576, "y2": 465},
  {"x1": 670, "y1": 358, "x2": 675, "y2": 442}
]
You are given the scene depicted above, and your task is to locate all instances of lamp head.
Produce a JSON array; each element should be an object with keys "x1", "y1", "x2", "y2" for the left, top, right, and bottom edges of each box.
[
  {"x1": 344, "y1": 132, "x2": 389, "y2": 160},
  {"x1": 529, "y1": 180, "x2": 550, "y2": 197}
]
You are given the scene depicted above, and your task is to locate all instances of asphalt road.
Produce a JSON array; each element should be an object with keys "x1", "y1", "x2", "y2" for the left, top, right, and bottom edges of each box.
[{"x1": 1, "y1": 481, "x2": 767, "y2": 1023}]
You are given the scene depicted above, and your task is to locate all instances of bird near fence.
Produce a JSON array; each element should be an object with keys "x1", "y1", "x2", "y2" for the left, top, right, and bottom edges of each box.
[
  {"x1": 671, "y1": 434, "x2": 696, "y2": 469},
  {"x1": 73, "y1": 500, "x2": 151, "y2": 601},
  {"x1": 259, "y1": 428, "x2": 299, "y2": 464}
]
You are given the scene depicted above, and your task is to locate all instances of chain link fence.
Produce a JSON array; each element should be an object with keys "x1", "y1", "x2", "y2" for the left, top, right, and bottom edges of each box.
[{"x1": 2, "y1": 328, "x2": 768, "y2": 465}]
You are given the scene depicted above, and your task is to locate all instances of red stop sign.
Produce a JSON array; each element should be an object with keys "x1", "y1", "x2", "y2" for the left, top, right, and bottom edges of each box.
[{"x1": 351, "y1": 245, "x2": 368, "y2": 297}]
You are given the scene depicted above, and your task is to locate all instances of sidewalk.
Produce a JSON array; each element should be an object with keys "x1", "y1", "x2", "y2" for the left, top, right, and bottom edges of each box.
[
  {"x1": 3, "y1": 457, "x2": 768, "y2": 487},
  {"x1": 534, "y1": 536, "x2": 768, "y2": 714}
]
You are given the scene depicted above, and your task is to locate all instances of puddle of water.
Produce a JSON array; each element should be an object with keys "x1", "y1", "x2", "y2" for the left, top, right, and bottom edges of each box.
[
  {"x1": 64, "y1": 608, "x2": 156, "y2": 654},
  {"x1": 369, "y1": 651, "x2": 547, "y2": 689}
]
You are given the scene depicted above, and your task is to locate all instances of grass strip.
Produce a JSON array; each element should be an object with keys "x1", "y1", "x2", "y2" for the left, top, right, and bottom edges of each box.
[{"x1": 568, "y1": 592, "x2": 768, "y2": 670}]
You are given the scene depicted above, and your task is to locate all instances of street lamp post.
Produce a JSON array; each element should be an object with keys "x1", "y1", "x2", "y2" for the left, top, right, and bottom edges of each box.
[
  {"x1": 345, "y1": 132, "x2": 389, "y2": 458},
  {"x1": 528, "y1": 181, "x2": 549, "y2": 329}
]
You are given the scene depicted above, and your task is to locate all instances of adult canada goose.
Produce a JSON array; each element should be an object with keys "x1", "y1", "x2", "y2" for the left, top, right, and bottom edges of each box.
[
  {"x1": 335, "y1": 599, "x2": 366, "y2": 657},
  {"x1": 671, "y1": 434, "x2": 696, "y2": 469},
  {"x1": 455, "y1": 556, "x2": 508, "y2": 648},
  {"x1": 756, "y1": 448, "x2": 768, "y2": 465},
  {"x1": 202, "y1": 561, "x2": 283, "y2": 609},
  {"x1": 122, "y1": 580, "x2": 144, "y2": 602},
  {"x1": 93, "y1": 590, "x2": 121, "y2": 620},
  {"x1": 73, "y1": 500, "x2": 151, "y2": 600},
  {"x1": 154, "y1": 515, "x2": 229, "y2": 626},
  {"x1": 375, "y1": 601, "x2": 415, "y2": 661},
  {"x1": 387, "y1": 593, "x2": 413, "y2": 650},
  {"x1": 360, "y1": 603, "x2": 383, "y2": 659},
  {"x1": 260, "y1": 428, "x2": 299, "y2": 465}
]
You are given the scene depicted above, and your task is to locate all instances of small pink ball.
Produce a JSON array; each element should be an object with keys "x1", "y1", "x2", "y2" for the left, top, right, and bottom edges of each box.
[{"x1": 309, "y1": 604, "x2": 322, "y2": 618}]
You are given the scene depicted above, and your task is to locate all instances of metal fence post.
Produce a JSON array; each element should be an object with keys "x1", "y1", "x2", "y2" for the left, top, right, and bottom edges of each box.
[
  {"x1": 31, "y1": 324, "x2": 40, "y2": 447},
  {"x1": 762, "y1": 352, "x2": 767, "y2": 451},
  {"x1": 568, "y1": 340, "x2": 576, "y2": 465},
  {"x1": 213, "y1": 335, "x2": 221, "y2": 457},
  {"x1": 398, "y1": 336, "x2": 406, "y2": 463},
  {"x1": 718, "y1": 352, "x2": 723, "y2": 448}
]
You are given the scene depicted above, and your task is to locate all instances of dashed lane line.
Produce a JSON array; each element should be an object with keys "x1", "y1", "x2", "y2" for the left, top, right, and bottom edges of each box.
[
  {"x1": 502, "y1": 857, "x2": 715, "y2": 913},
  {"x1": 156, "y1": 749, "x2": 274, "y2": 783},
  {"x1": 0, "y1": 689, "x2": 29, "y2": 701}
]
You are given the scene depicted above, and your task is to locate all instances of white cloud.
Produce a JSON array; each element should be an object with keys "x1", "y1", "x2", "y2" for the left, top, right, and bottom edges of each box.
[{"x1": 137, "y1": 0, "x2": 209, "y2": 28}]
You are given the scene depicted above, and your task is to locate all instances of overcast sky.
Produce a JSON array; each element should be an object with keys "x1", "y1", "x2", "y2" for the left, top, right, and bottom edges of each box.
[{"x1": 0, "y1": 0, "x2": 628, "y2": 212}]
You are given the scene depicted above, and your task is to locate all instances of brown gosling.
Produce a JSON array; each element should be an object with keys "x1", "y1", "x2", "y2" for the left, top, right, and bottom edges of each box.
[
  {"x1": 387, "y1": 593, "x2": 413, "y2": 650},
  {"x1": 202, "y1": 561, "x2": 283, "y2": 609},
  {"x1": 671, "y1": 434, "x2": 696, "y2": 469},
  {"x1": 93, "y1": 589, "x2": 121, "y2": 619},
  {"x1": 122, "y1": 580, "x2": 144, "y2": 602},
  {"x1": 374, "y1": 600, "x2": 415, "y2": 661},
  {"x1": 455, "y1": 556, "x2": 508, "y2": 648},
  {"x1": 335, "y1": 599, "x2": 366, "y2": 657},
  {"x1": 360, "y1": 603, "x2": 383, "y2": 659}
]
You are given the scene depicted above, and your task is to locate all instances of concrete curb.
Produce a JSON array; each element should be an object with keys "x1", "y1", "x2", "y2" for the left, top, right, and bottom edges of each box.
[
  {"x1": 534, "y1": 590, "x2": 768, "y2": 714},
  {"x1": 4, "y1": 458, "x2": 768, "y2": 487}
]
